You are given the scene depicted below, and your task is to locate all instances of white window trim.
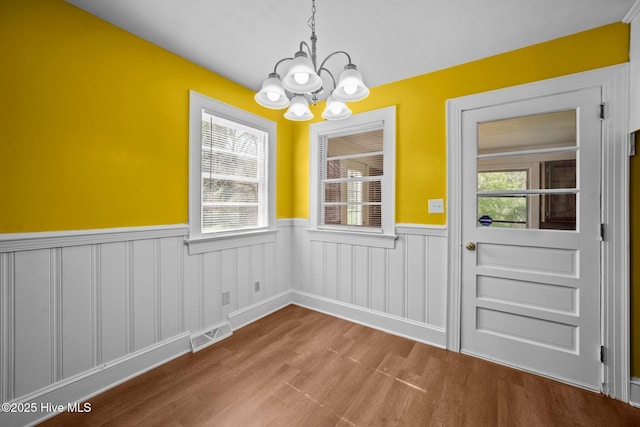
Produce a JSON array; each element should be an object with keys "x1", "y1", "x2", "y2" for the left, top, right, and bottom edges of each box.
[
  {"x1": 187, "y1": 90, "x2": 276, "y2": 254},
  {"x1": 309, "y1": 106, "x2": 397, "y2": 249}
]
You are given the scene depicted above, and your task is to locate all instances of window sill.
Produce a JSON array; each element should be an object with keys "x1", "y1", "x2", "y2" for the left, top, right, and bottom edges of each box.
[
  {"x1": 186, "y1": 229, "x2": 278, "y2": 255},
  {"x1": 306, "y1": 228, "x2": 398, "y2": 249}
]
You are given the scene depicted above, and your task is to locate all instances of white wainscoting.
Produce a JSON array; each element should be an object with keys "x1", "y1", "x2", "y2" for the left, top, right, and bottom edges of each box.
[
  {"x1": 5, "y1": 217, "x2": 639, "y2": 422},
  {"x1": 0, "y1": 221, "x2": 293, "y2": 426},
  {"x1": 291, "y1": 220, "x2": 448, "y2": 348},
  {"x1": 0, "y1": 219, "x2": 447, "y2": 425}
]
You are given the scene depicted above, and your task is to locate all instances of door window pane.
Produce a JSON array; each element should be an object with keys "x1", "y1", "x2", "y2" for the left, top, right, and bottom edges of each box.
[
  {"x1": 478, "y1": 170, "x2": 527, "y2": 192},
  {"x1": 478, "y1": 110, "x2": 576, "y2": 155},
  {"x1": 476, "y1": 109, "x2": 577, "y2": 231}
]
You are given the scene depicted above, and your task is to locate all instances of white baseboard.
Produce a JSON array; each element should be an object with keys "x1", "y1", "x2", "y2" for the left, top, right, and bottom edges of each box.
[
  {"x1": 291, "y1": 290, "x2": 446, "y2": 349},
  {"x1": 0, "y1": 333, "x2": 191, "y2": 427},
  {"x1": 229, "y1": 289, "x2": 447, "y2": 349},
  {"x1": 630, "y1": 378, "x2": 640, "y2": 408},
  {"x1": 227, "y1": 291, "x2": 293, "y2": 331}
]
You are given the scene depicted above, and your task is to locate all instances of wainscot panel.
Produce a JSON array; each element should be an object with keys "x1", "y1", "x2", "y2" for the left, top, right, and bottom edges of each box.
[
  {"x1": 291, "y1": 221, "x2": 448, "y2": 348},
  {"x1": 0, "y1": 222, "x2": 294, "y2": 426}
]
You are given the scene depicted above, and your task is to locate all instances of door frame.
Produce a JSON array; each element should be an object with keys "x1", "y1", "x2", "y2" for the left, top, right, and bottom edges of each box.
[{"x1": 446, "y1": 64, "x2": 630, "y2": 401}]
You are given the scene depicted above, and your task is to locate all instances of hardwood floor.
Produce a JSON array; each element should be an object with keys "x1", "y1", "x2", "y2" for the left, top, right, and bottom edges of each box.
[{"x1": 41, "y1": 305, "x2": 640, "y2": 426}]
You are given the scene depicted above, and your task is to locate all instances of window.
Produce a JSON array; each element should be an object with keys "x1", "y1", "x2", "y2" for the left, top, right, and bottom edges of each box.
[
  {"x1": 322, "y1": 129, "x2": 383, "y2": 229},
  {"x1": 201, "y1": 112, "x2": 266, "y2": 232},
  {"x1": 309, "y1": 106, "x2": 396, "y2": 248},
  {"x1": 477, "y1": 170, "x2": 528, "y2": 228},
  {"x1": 476, "y1": 109, "x2": 578, "y2": 231},
  {"x1": 188, "y1": 91, "x2": 276, "y2": 253}
]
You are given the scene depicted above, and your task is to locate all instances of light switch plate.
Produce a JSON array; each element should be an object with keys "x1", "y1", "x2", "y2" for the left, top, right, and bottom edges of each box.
[{"x1": 428, "y1": 199, "x2": 445, "y2": 214}]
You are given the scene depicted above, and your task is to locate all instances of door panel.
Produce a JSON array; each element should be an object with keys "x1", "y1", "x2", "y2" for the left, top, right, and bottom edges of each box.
[{"x1": 461, "y1": 88, "x2": 602, "y2": 390}]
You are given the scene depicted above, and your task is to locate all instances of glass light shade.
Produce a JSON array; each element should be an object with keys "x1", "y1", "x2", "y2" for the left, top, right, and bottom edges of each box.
[
  {"x1": 321, "y1": 95, "x2": 352, "y2": 120},
  {"x1": 284, "y1": 95, "x2": 314, "y2": 121},
  {"x1": 282, "y1": 52, "x2": 323, "y2": 94},
  {"x1": 254, "y1": 74, "x2": 290, "y2": 109},
  {"x1": 333, "y1": 64, "x2": 370, "y2": 102}
]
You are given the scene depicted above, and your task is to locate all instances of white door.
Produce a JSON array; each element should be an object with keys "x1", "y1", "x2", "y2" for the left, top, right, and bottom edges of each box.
[{"x1": 460, "y1": 87, "x2": 602, "y2": 390}]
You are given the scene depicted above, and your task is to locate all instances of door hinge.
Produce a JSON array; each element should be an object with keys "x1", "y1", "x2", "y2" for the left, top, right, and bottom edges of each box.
[
  {"x1": 600, "y1": 345, "x2": 606, "y2": 363},
  {"x1": 600, "y1": 223, "x2": 605, "y2": 241},
  {"x1": 630, "y1": 132, "x2": 637, "y2": 157},
  {"x1": 600, "y1": 103, "x2": 605, "y2": 120}
]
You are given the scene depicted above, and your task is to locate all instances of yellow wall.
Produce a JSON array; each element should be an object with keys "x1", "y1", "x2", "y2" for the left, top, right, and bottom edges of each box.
[
  {"x1": 0, "y1": 2, "x2": 628, "y2": 231},
  {"x1": 292, "y1": 23, "x2": 630, "y2": 221},
  {"x1": 0, "y1": 0, "x2": 294, "y2": 232}
]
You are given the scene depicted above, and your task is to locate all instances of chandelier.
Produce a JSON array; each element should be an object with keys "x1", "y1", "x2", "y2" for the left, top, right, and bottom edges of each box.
[{"x1": 254, "y1": 0, "x2": 369, "y2": 121}]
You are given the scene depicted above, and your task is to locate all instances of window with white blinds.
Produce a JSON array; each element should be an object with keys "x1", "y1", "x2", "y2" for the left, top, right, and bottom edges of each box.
[
  {"x1": 201, "y1": 111, "x2": 267, "y2": 233},
  {"x1": 320, "y1": 129, "x2": 383, "y2": 229},
  {"x1": 188, "y1": 91, "x2": 275, "y2": 246},
  {"x1": 309, "y1": 106, "x2": 396, "y2": 245}
]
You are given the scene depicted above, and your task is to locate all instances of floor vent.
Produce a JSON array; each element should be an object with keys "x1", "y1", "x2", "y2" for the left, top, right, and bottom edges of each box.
[{"x1": 190, "y1": 322, "x2": 232, "y2": 353}]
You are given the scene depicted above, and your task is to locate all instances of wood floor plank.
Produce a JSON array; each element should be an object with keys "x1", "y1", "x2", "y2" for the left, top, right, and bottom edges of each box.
[{"x1": 40, "y1": 305, "x2": 640, "y2": 426}]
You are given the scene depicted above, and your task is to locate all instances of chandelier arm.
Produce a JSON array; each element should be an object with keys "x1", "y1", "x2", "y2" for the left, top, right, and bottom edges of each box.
[
  {"x1": 272, "y1": 57, "x2": 294, "y2": 75},
  {"x1": 299, "y1": 41, "x2": 313, "y2": 57},
  {"x1": 317, "y1": 51, "x2": 353, "y2": 74},
  {"x1": 318, "y1": 67, "x2": 337, "y2": 90}
]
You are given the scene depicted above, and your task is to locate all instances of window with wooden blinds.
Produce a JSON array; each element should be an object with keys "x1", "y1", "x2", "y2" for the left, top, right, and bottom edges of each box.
[
  {"x1": 320, "y1": 128, "x2": 383, "y2": 229},
  {"x1": 309, "y1": 106, "x2": 396, "y2": 248}
]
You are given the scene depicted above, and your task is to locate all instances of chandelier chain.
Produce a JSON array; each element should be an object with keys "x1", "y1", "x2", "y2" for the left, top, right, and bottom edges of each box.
[{"x1": 308, "y1": 0, "x2": 316, "y2": 34}]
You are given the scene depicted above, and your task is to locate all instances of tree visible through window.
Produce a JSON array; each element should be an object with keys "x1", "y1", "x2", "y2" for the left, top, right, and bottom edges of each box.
[{"x1": 477, "y1": 170, "x2": 528, "y2": 228}]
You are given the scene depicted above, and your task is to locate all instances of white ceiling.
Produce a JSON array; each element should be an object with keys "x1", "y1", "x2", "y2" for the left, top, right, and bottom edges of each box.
[{"x1": 65, "y1": 0, "x2": 636, "y2": 92}]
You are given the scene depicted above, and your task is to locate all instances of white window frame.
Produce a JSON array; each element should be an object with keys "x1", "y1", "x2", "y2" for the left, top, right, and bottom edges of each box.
[
  {"x1": 309, "y1": 106, "x2": 397, "y2": 249},
  {"x1": 187, "y1": 90, "x2": 276, "y2": 254}
]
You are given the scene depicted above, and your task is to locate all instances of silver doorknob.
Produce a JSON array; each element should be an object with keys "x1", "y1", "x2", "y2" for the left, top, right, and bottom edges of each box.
[{"x1": 465, "y1": 242, "x2": 476, "y2": 251}]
